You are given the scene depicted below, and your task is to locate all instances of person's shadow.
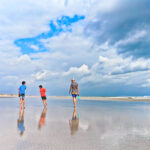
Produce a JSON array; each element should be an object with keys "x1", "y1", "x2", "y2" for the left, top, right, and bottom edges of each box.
[
  {"x1": 69, "y1": 106, "x2": 79, "y2": 135},
  {"x1": 38, "y1": 107, "x2": 47, "y2": 130},
  {"x1": 17, "y1": 106, "x2": 25, "y2": 136}
]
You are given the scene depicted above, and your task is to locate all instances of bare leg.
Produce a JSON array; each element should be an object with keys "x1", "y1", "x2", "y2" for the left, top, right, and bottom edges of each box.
[
  {"x1": 23, "y1": 99, "x2": 25, "y2": 109},
  {"x1": 43, "y1": 100, "x2": 47, "y2": 107},
  {"x1": 73, "y1": 97, "x2": 77, "y2": 107},
  {"x1": 43, "y1": 100, "x2": 45, "y2": 107},
  {"x1": 20, "y1": 99, "x2": 22, "y2": 109},
  {"x1": 73, "y1": 106, "x2": 77, "y2": 118},
  {"x1": 45, "y1": 100, "x2": 48, "y2": 106}
]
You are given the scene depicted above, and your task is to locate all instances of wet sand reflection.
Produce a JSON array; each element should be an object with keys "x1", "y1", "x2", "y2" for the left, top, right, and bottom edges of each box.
[
  {"x1": 38, "y1": 107, "x2": 47, "y2": 130},
  {"x1": 17, "y1": 107, "x2": 25, "y2": 136},
  {"x1": 69, "y1": 106, "x2": 79, "y2": 135}
]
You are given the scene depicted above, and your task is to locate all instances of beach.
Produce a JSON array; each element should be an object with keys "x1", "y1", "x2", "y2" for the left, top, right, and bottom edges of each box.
[
  {"x1": 1, "y1": 97, "x2": 150, "y2": 150},
  {"x1": 1, "y1": 94, "x2": 150, "y2": 102}
]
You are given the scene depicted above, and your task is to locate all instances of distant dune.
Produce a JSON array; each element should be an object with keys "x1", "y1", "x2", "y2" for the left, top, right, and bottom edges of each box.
[
  {"x1": 1, "y1": 94, "x2": 150, "y2": 102},
  {"x1": 0, "y1": 94, "x2": 17, "y2": 97}
]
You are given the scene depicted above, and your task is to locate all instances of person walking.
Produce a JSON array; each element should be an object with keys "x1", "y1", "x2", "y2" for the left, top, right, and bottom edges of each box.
[
  {"x1": 39, "y1": 85, "x2": 48, "y2": 107},
  {"x1": 18, "y1": 81, "x2": 26, "y2": 109},
  {"x1": 69, "y1": 77, "x2": 79, "y2": 107}
]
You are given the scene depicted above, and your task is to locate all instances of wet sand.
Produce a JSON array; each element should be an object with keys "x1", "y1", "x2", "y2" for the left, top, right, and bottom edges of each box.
[
  {"x1": 48, "y1": 96, "x2": 150, "y2": 102},
  {"x1": 1, "y1": 94, "x2": 150, "y2": 102},
  {"x1": 1, "y1": 98, "x2": 150, "y2": 150}
]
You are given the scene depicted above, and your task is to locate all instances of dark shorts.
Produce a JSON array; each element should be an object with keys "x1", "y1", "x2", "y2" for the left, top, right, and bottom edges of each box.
[
  {"x1": 19, "y1": 94, "x2": 25, "y2": 99},
  {"x1": 41, "y1": 96, "x2": 47, "y2": 100},
  {"x1": 72, "y1": 94, "x2": 77, "y2": 98}
]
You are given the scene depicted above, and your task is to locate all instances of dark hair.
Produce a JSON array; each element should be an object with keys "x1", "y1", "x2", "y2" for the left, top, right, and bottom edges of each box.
[
  {"x1": 22, "y1": 81, "x2": 26, "y2": 85},
  {"x1": 39, "y1": 85, "x2": 42, "y2": 88}
]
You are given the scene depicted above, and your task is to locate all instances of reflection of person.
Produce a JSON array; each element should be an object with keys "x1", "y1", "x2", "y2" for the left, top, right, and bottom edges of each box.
[
  {"x1": 18, "y1": 81, "x2": 26, "y2": 109},
  {"x1": 39, "y1": 85, "x2": 48, "y2": 107},
  {"x1": 69, "y1": 106, "x2": 79, "y2": 135},
  {"x1": 69, "y1": 78, "x2": 79, "y2": 107},
  {"x1": 38, "y1": 107, "x2": 47, "y2": 129},
  {"x1": 17, "y1": 107, "x2": 25, "y2": 136}
]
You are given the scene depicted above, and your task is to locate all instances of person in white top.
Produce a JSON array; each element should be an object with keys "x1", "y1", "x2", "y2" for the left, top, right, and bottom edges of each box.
[{"x1": 69, "y1": 77, "x2": 79, "y2": 107}]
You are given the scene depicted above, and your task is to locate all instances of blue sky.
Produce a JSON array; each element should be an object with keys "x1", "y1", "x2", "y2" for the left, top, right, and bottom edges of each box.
[
  {"x1": 14, "y1": 15, "x2": 85, "y2": 54},
  {"x1": 0, "y1": 0, "x2": 150, "y2": 96}
]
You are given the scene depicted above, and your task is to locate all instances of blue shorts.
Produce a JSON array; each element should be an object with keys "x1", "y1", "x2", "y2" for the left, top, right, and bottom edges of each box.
[{"x1": 72, "y1": 94, "x2": 77, "y2": 98}]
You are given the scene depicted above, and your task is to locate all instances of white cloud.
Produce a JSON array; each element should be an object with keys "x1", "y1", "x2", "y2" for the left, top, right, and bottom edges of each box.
[
  {"x1": 17, "y1": 54, "x2": 31, "y2": 63},
  {"x1": 30, "y1": 45, "x2": 39, "y2": 51},
  {"x1": 115, "y1": 30, "x2": 147, "y2": 47},
  {"x1": 32, "y1": 70, "x2": 58, "y2": 81},
  {"x1": 63, "y1": 64, "x2": 90, "y2": 76},
  {"x1": 79, "y1": 47, "x2": 150, "y2": 88},
  {"x1": 0, "y1": 0, "x2": 97, "y2": 41}
]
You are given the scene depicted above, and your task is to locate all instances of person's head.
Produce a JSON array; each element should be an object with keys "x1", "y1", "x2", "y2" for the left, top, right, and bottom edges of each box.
[
  {"x1": 39, "y1": 85, "x2": 42, "y2": 89},
  {"x1": 71, "y1": 77, "x2": 75, "y2": 83},
  {"x1": 22, "y1": 81, "x2": 26, "y2": 85}
]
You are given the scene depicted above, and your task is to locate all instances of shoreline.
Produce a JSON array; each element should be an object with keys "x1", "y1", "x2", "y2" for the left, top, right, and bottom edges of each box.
[{"x1": 1, "y1": 94, "x2": 150, "y2": 102}]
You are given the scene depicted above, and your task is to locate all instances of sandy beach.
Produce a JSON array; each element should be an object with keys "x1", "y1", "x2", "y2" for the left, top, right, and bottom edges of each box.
[
  {"x1": 48, "y1": 96, "x2": 150, "y2": 102},
  {"x1": 1, "y1": 94, "x2": 150, "y2": 102}
]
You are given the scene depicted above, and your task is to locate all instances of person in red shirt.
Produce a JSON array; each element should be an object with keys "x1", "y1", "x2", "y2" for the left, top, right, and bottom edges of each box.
[{"x1": 39, "y1": 85, "x2": 47, "y2": 107}]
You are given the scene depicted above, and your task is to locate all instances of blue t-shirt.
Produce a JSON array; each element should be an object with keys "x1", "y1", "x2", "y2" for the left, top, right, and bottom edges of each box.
[{"x1": 19, "y1": 85, "x2": 26, "y2": 94}]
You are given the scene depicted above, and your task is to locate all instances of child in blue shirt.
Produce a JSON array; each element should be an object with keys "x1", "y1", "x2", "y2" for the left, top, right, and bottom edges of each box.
[{"x1": 18, "y1": 81, "x2": 26, "y2": 109}]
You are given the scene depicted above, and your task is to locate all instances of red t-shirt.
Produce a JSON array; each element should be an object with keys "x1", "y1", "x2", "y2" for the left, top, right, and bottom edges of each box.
[{"x1": 40, "y1": 88, "x2": 46, "y2": 97}]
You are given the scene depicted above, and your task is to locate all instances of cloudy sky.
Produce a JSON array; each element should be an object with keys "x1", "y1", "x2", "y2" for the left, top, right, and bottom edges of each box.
[{"x1": 0, "y1": 0, "x2": 150, "y2": 96}]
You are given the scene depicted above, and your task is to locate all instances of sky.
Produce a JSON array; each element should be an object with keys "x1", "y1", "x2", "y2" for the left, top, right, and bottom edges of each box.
[{"x1": 0, "y1": 0, "x2": 150, "y2": 96}]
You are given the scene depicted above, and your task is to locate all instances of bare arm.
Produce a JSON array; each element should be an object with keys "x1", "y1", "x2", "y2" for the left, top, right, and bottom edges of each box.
[
  {"x1": 18, "y1": 88, "x2": 20, "y2": 97},
  {"x1": 77, "y1": 85, "x2": 79, "y2": 95},
  {"x1": 69, "y1": 85, "x2": 72, "y2": 95}
]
